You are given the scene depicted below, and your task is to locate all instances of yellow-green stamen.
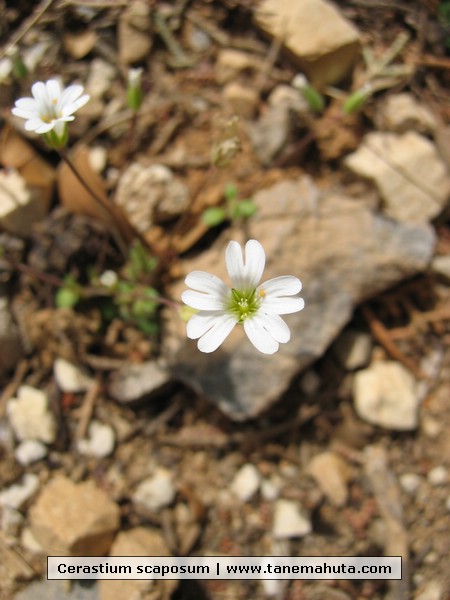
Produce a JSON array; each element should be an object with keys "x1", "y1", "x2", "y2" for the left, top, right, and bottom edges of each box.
[{"x1": 229, "y1": 288, "x2": 260, "y2": 323}]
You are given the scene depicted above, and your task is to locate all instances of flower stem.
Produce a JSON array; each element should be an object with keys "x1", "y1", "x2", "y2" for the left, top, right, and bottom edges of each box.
[{"x1": 58, "y1": 148, "x2": 129, "y2": 258}]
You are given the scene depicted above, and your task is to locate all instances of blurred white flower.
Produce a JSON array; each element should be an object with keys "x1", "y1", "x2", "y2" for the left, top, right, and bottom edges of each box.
[
  {"x1": 12, "y1": 79, "x2": 89, "y2": 141},
  {"x1": 127, "y1": 67, "x2": 143, "y2": 111},
  {"x1": 128, "y1": 67, "x2": 143, "y2": 88},
  {"x1": 182, "y1": 239, "x2": 305, "y2": 354},
  {"x1": 99, "y1": 270, "x2": 118, "y2": 288}
]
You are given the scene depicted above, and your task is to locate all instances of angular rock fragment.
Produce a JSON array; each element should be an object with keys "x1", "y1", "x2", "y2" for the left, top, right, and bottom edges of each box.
[
  {"x1": 29, "y1": 476, "x2": 120, "y2": 555},
  {"x1": 254, "y1": 0, "x2": 360, "y2": 86},
  {"x1": 345, "y1": 131, "x2": 450, "y2": 224},
  {"x1": 164, "y1": 177, "x2": 435, "y2": 420}
]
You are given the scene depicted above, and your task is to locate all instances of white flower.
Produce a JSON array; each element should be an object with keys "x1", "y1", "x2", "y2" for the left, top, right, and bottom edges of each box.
[
  {"x1": 12, "y1": 79, "x2": 89, "y2": 137},
  {"x1": 182, "y1": 239, "x2": 305, "y2": 355},
  {"x1": 128, "y1": 67, "x2": 143, "y2": 88}
]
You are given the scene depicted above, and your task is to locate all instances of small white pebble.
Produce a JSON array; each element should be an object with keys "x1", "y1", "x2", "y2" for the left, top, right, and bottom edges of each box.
[
  {"x1": 261, "y1": 477, "x2": 281, "y2": 501},
  {"x1": 0, "y1": 473, "x2": 40, "y2": 510},
  {"x1": 133, "y1": 468, "x2": 176, "y2": 511},
  {"x1": 399, "y1": 473, "x2": 421, "y2": 495},
  {"x1": 15, "y1": 440, "x2": 47, "y2": 465},
  {"x1": 77, "y1": 421, "x2": 115, "y2": 458},
  {"x1": 230, "y1": 463, "x2": 261, "y2": 502},
  {"x1": 428, "y1": 466, "x2": 447, "y2": 486}
]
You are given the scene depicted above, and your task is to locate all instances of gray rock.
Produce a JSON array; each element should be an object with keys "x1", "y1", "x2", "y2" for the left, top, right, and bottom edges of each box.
[
  {"x1": 247, "y1": 84, "x2": 309, "y2": 164},
  {"x1": 345, "y1": 131, "x2": 450, "y2": 224},
  {"x1": 108, "y1": 360, "x2": 173, "y2": 404},
  {"x1": 164, "y1": 177, "x2": 435, "y2": 420},
  {"x1": 272, "y1": 499, "x2": 312, "y2": 539},
  {"x1": 254, "y1": 0, "x2": 360, "y2": 86},
  {"x1": 0, "y1": 296, "x2": 23, "y2": 375},
  {"x1": 353, "y1": 361, "x2": 419, "y2": 430}
]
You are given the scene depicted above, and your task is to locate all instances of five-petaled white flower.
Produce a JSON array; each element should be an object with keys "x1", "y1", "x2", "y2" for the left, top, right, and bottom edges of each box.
[
  {"x1": 12, "y1": 79, "x2": 89, "y2": 144},
  {"x1": 182, "y1": 239, "x2": 305, "y2": 354}
]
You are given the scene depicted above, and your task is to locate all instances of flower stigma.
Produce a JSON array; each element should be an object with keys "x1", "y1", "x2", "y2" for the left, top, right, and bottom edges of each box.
[{"x1": 229, "y1": 288, "x2": 260, "y2": 323}]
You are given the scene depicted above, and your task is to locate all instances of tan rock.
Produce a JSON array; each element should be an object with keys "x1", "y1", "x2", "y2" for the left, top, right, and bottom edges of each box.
[
  {"x1": 374, "y1": 93, "x2": 437, "y2": 134},
  {"x1": 0, "y1": 170, "x2": 47, "y2": 237},
  {"x1": 254, "y1": 0, "x2": 360, "y2": 86},
  {"x1": 100, "y1": 527, "x2": 177, "y2": 600},
  {"x1": 7, "y1": 385, "x2": 56, "y2": 444},
  {"x1": 216, "y1": 49, "x2": 257, "y2": 84},
  {"x1": 29, "y1": 476, "x2": 120, "y2": 556},
  {"x1": 353, "y1": 361, "x2": 419, "y2": 431},
  {"x1": 118, "y1": 0, "x2": 152, "y2": 65},
  {"x1": 223, "y1": 82, "x2": 259, "y2": 119},
  {"x1": 308, "y1": 451, "x2": 351, "y2": 507},
  {"x1": 345, "y1": 131, "x2": 450, "y2": 223}
]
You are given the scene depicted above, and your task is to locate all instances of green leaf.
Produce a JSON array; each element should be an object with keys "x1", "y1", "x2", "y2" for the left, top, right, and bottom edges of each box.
[
  {"x1": 202, "y1": 207, "x2": 227, "y2": 227},
  {"x1": 301, "y1": 85, "x2": 325, "y2": 113},
  {"x1": 232, "y1": 199, "x2": 257, "y2": 219},
  {"x1": 224, "y1": 183, "x2": 238, "y2": 201},
  {"x1": 135, "y1": 318, "x2": 159, "y2": 335},
  {"x1": 343, "y1": 88, "x2": 371, "y2": 114},
  {"x1": 55, "y1": 287, "x2": 80, "y2": 309}
]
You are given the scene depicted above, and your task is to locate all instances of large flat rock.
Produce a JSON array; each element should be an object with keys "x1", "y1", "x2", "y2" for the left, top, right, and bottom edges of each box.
[
  {"x1": 164, "y1": 177, "x2": 435, "y2": 420},
  {"x1": 254, "y1": 0, "x2": 360, "y2": 86}
]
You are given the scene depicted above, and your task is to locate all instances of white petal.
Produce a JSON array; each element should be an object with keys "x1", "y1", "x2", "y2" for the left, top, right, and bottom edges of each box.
[
  {"x1": 31, "y1": 81, "x2": 47, "y2": 103},
  {"x1": 61, "y1": 94, "x2": 90, "y2": 116},
  {"x1": 244, "y1": 317, "x2": 279, "y2": 354},
  {"x1": 259, "y1": 275, "x2": 302, "y2": 297},
  {"x1": 226, "y1": 241, "x2": 244, "y2": 287},
  {"x1": 53, "y1": 119, "x2": 66, "y2": 137},
  {"x1": 181, "y1": 290, "x2": 226, "y2": 311},
  {"x1": 197, "y1": 315, "x2": 236, "y2": 353},
  {"x1": 186, "y1": 312, "x2": 221, "y2": 340},
  {"x1": 33, "y1": 121, "x2": 55, "y2": 134},
  {"x1": 262, "y1": 296, "x2": 305, "y2": 315},
  {"x1": 242, "y1": 239, "x2": 265, "y2": 289},
  {"x1": 23, "y1": 118, "x2": 46, "y2": 132},
  {"x1": 12, "y1": 107, "x2": 39, "y2": 120},
  {"x1": 46, "y1": 79, "x2": 61, "y2": 101},
  {"x1": 185, "y1": 271, "x2": 229, "y2": 296},
  {"x1": 258, "y1": 311, "x2": 291, "y2": 343},
  {"x1": 14, "y1": 97, "x2": 38, "y2": 112},
  {"x1": 60, "y1": 84, "x2": 83, "y2": 106}
]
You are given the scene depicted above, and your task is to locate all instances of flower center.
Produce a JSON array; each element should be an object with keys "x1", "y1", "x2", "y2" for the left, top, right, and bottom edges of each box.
[{"x1": 228, "y1": 288, "x2": 260, "y2": 323}]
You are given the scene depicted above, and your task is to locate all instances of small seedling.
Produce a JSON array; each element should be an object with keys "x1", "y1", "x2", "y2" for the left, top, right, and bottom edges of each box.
[{"x1": 202, "y1": 183, "x2": 257, "y2": 227}]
